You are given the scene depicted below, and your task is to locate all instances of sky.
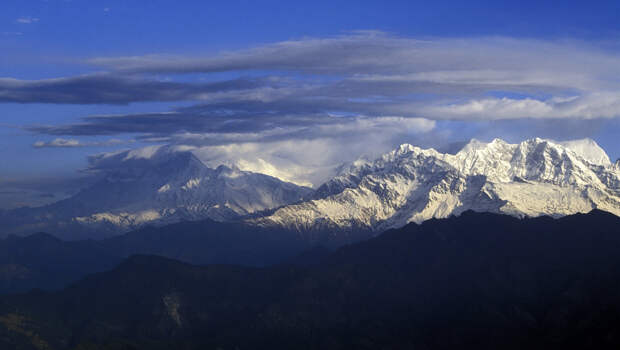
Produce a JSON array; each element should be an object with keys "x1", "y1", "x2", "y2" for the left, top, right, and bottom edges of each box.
[{"x1": 2, "y1": 0, "x2": 620, "y2": 208}]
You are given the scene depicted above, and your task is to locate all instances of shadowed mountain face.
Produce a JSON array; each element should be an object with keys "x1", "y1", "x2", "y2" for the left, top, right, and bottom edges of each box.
[
  {"x1": 0, "y1": 233, "x2": 117, "y2": 294},
  {"x1": 0, "y1": 219, "x2": 333, "y2": 294},
  {"x1": 1, "y1": 210, "x2": 620, "y2": 349}
]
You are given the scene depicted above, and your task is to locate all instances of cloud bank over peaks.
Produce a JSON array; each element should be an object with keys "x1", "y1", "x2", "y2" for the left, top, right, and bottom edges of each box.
[
  {"x1": 10, "y1": 31, "x2": 620, "y2": 190},
  {"x1": 79, "y1": 115, "x2": 436, "y2": 187}
]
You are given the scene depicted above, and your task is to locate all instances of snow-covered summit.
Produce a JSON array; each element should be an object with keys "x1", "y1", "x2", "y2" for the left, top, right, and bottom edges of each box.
[
  {"x1": 559, "y1": 138, "x2": 611, "y2": 166},
  {"x1": 3, "y1": 137, "x2": 618, "y2": 239},
  {"x1": 257, "y1": 138, "x2": 620, "y2": 232},
  {"x1": 1, "y1": 147, "x2": 312, "y2": 239}
]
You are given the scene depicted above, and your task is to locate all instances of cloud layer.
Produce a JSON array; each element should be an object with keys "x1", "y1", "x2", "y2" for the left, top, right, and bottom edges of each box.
[
  {"x1": 9, "y1": 32, "x2": 620, "y2": 186},
  {"x1": 0, "y1": 75, "x2": 264, "y2": 104},
  {"x1": 11, "y1": 32, "x2": 620, "y2": 120}
]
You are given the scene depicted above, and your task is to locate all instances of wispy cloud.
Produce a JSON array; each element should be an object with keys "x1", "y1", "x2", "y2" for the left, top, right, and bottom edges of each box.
[
  {"x1": 33, "y1": 138, "x2": 132, "y2": 148},
  {"x1": 420, "y1": 93, "x2": 620, "y2": 120},
  {"x1": 87, "y1": 32, "x2": 617, "y2": 92},
  {"x1": 3, "y1": 32, "x2": 619, "y2": 116},
  {"x1": 0, "y1": 75, "x2": 264, "y2": 104},
  {"x1": 16, "y1": 16, "x2": 39, "y2": 24}
]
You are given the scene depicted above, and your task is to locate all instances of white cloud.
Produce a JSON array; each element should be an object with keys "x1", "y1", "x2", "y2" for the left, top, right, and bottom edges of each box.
[
  {"x1": 235, "y1": 158, "x2": 314, "y2": 187},
  {"x1": 33, "y1": 138, "x2": 130, "y2": 148},
  {"x1": 179, "y1": 116, "x2": 436, "y2": 186},
  {"x1": 421, "y1": 92, "x2": 620, "y2": 120},
  {"x1": 34, "y1": 138, "x2": 80, "y2": 148},
  {"x1": 16, "y1": 17, "x2": 39, "y2": 24},
  {"x1": 89, "y1": 33, "x2": 620, "y2": 92},
  {"x1": 79, "y1": 115, "x2": 436, "y2": 187}
]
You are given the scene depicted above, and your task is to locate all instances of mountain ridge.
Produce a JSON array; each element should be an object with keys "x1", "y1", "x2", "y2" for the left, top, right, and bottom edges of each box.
[
  {"x1": 0, "y1": 217, "x2": 318, "y2": 294},
  {"x1": 0, "y1": 146, "x2": 312, "y2": 239},
  {"x1": 256, "y1": 137, "x2": 620, "y2": 232},
  {"x1": 2, "y1": 209, "x2": 620, "y2": 349},
  {"x1": 1, "y1": 137, "x2": 619, "y2": 239}
]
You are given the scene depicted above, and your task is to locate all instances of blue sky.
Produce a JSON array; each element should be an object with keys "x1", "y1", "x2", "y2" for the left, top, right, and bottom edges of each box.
[{"x1": 2, "y1": 0, "x2": 620, "y2": 207}]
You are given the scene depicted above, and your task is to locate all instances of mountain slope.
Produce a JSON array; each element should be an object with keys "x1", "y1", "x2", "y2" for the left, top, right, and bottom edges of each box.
[
  {"x1": 258, "y1": 138, "x2": 620, "y2": 232},
  {"x1": 0, "y1": 233, "x2": 117, "y2": 294},
  {"x1": 2, "y1": 210, "x2": 620, "y2": 349},
  {"x1": 0, "y1": 218, "x2": 315, "y2": 294},
  {"x1": 0, "y1": 146, "x2": 312, "y2": 239}
]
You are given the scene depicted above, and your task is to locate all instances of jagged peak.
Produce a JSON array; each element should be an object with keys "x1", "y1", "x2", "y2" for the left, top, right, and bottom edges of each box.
[
  {"x1": 262, "y1": 135, "x2": 620, "y2": 233},
  {"x1": 518, "y1": 137, "x2": 551, "y2": 148},
  {"x1": 558, "y1": 138, "x2": 611, "y2": 166},
  {"x1": 397, "y1": 143, "x2": 416, "y2": 154},
  {"x1": 389, "y1": 143, "x2": 439, "y2": 159},
  {"x1": 459, "y1": 138, "x2": 485, "y2": 152},
  {"x1": 510, "y1": 137, "x2": 611, "y2": 166},
  {"x1": 357, "y1": 138, "x2": 613, "y2": 174},
  {"x1": 332, "y1": 136, "x2": 616, "y2": 189},
  {"x1": 513, "y1": 138, "x2": 557, "y2": 156},
  {"x1": 458, "y1": 138, "x2": 510, "y2": 154},
  {"x1": 503, "y1": 137, "x2": 611, "y2": 166}
]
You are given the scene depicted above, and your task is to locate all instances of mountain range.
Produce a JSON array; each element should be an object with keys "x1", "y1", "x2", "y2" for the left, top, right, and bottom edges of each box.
[
  {"x1": 2, "y1": 210, "x2": 620, "y2": 349},
  {"x1": 258, "y1": 138, "x2": 620, "y2": 232},
  {"x1": 0, "y1": 137, "x2": 620, "y2": 348},
  {"x1": 0, "y1": 219, "x2": 317, "y2": 294},
  {"x1": 1, "y1": 138, "x2": 619, "y2": 240},
  {"x1": 0, "y1": 146, "x2": 312, "y2": 240}
]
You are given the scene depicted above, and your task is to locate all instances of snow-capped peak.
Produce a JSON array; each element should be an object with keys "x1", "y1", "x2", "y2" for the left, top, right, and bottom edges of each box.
[
  {"x1": 257, "y1": 137, "x2": 620, "y2": 233},
  {"x1": 396, "y1": 143, "x2": 417, "y2": 154},
  {"x1": 559, "y1": 138, "x2": 611, "y2": 166},
  {"x1": 1, "y1": 148, "x2": 313, "y2": 238},
  {"x1": 458, "y1": 138, "x2": 505, "y2": 153}
]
